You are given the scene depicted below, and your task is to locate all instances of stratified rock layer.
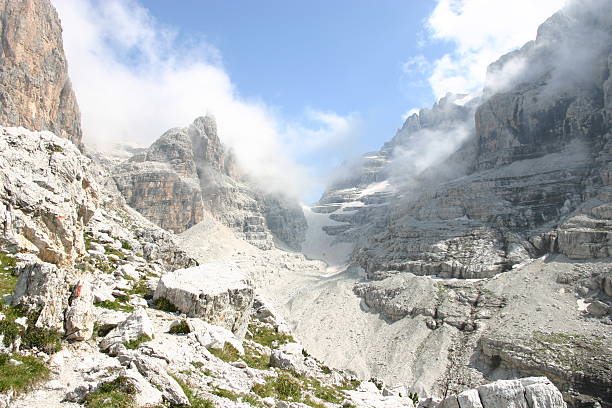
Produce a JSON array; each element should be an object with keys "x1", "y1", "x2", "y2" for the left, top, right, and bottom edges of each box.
[{"x1": 0, "y1": 0, "x2": 82, "y2": 148}]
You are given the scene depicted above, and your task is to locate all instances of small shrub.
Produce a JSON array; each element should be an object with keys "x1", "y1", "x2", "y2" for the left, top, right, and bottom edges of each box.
[
  {"x1": 123, "y1": 334, "x2": 151, "y2": 350},
  {"x1": 0, "y1": 353, "x2": 49, "y2": 394},
  {"x1": 21, "y1": 326, "x2": 61, "y2": 354},
  {"x1": 0, "y1": 318, "x2": 21, "y2": 347},
  {"x1": 128, "y1": 280, "x2": 152, "y2": 300},
  {"x1": 46, "y1": 144, "x2": 63, "y2": 153},
  {"x1": 154, "y1": 297, "x2": 178, "y2": 313},
  {"x1": 409, "y1": 392, "x2": 419, "y2": 405},
  {"x1": 168, "y1": 320, "x2": 190, "y2": 335},
  {"x1": 84, "y1": 376, "x2": 136, "y2": 408}
]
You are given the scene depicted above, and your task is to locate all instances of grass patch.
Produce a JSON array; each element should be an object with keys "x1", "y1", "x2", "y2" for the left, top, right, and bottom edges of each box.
[
  {"x1": 252, "y1": 374, "x2": 302, "y2": 401},
  {"x1": 0, "y1": 252, "x2": 18, "y2": 296},
  {"x1": 104, "y1": 245, "x2": 126, "y2": 260},
  {"x1": 212, "y1": 386, "x2": 239, "y2": 401},
  {"x1": 241, "y1": 393, "x2": 265, "y2": 407},
  {"x1": 0, "y1": 353, "x2": 49, "y2": 394},
  {"x1": 169, "y1": 320, "x2": 190, "y2": 335},
  {"x1": 46, "y1": 143, "x2": 63, "y2": 153},
  {"x1": 246, "y1": 322, "x2": 295, "y2": 348},
  {"x1": 172, "y1": 375, "x2": 215, "y2": 408},
  {"x1": 123, "y1": 334, "x2": 151, "y2": 350},
  {"x1": 128, "y1": 280, "x2": 152, "y2": 300},
  {"x1": 121, "y1": 240, "x2": 133, "y2": 251},
  {"x1": 154, "y1": 297, "x2": 178, "y2": 313},
  {"x1": 242, "y1": 343, "x2": 270, "y2": 370},
  {"x1": 0, "y1": 305, "x2": 61, "y2": 353},
  {"x1": 84, "y1": 376, "x2": 136, "y2": 408},
  {"x1": 208, "y1": 343, "x2": 241, "y2": 362},
  {"x1": 94, "y1": 299, "x2": 134, "y2": 313}
]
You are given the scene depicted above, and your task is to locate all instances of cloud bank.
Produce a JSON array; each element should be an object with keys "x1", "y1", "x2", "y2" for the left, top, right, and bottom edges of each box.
[
  {"x1": 53, "y1": 0, "x2": 359, "y2": 200},
  {"x1": 404, "y1": 0, "x2": 567, "y2": 99}
]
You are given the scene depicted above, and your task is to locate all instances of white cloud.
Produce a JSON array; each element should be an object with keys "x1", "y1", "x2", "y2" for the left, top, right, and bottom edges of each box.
[
  {"x1": 417, "y1": 0, "x2": 568, "y2": 98},
  {"x1": 53, "y1": 0, "x2": 360, "y2": 200}
]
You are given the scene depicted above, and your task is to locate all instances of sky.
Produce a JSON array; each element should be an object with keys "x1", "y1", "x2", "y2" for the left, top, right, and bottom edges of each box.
[{"x1": 53, "y1": 0, "x2": 567, "y2": 203}]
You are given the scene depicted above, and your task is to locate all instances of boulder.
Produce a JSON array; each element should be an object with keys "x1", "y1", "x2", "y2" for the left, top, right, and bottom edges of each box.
[
  {"x1": 132, "y1": 355, "x2": 190, "y2": 406},
  {"x1": 187, "y1": 319, "x2": 244, "y2": 355},
  {"x1": 154, "y1": 263, "x2": 254, "y2": 337},
  {"x1": 99, "y1": 308, "x2": 153, "y2": 351},
  {"x1": 11, "y1": 261, "x2": 69, "y2": 332},
  {"x1": 64, "y1": 279, "x2": 95, "y2": 341}
]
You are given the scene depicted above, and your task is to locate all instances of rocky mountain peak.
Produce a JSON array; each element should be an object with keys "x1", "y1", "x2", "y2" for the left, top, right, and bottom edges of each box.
[{"x1": 0, "y1": 0, "x2": 82, "y2": 149}]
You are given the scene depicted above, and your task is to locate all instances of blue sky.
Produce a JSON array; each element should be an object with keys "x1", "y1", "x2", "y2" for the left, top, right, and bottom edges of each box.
[
  {"x1": 55, "y1": 0, "x2": 567, "y2": 202},
  {"x1": 143, "y1": 0, "x2": 441, "y2": 154}
]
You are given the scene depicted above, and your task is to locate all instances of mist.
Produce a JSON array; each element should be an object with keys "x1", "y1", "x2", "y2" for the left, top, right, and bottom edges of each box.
[{"x1": 53, "y1": 0, "x2": 360, "y2": 201}]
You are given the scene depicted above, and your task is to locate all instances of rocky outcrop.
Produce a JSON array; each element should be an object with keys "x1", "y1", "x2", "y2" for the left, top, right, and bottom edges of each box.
[
  {"x1": 113, "y1": 116, "x2": 307, "y2": 250},
  {"x1": 315, "y1": 2, "x2": 612, "y2": 279},
  {"x1": 0, "y1": 0, "x2": 82, "y2": 148},
  {"x1": 0, "y1": 127, "x2": 99, "y2": 265},
  {"x1": 154, "y1": 263, "x2": 254, "y2": 337},
  {"x1": 435, "y1": 377, "x2": 566, "y2": 408},
  {"x1": 10, "y1": 260, "x2": 69, "y2": 332},
  {"x1": 99, "y1": 308, "x2": 153, "y2": 351}
]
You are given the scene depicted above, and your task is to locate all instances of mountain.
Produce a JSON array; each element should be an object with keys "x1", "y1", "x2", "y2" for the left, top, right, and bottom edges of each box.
[
  {"x1": 0, "y1": 0, "x2": 608, "y2": 407},
  {"x1": 0, "y1": 0, "x2": 82, "y2": 149},
  {"x1": 112, "y1": 116, "x2": 307, "y2": 251}
]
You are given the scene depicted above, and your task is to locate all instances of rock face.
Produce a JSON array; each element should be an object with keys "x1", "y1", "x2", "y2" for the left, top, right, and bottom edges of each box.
[
  {"x1": 0, "y1": 127, "x2": 99, "y2": 265},
  {"x1": 113, "y1": 116, "x2": 307, "y2": 250},
  {"x1": 154, "y1": 263, "x2": 254, "y2": 337},
  {"x1": 0, "y1": 0, "x2": 82, "y2": 148},
  {"x1": 315, "y1": 3, "x2": 611, "y2": 278},
  {"x1": 436, "y1": 377, "x2": 566, "y2": 408},
  {"x1": 99, "y1": 308, "x2": 154, "y2": 351}
]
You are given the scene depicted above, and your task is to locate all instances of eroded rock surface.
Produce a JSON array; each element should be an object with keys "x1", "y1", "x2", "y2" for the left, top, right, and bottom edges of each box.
[{"x1": 0, "y1": 0, "x2": 82, "y2": 147}]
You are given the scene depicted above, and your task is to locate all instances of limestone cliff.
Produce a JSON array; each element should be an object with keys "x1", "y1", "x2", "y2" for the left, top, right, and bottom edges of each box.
[
  {"x1": 0, "y1": 0, "x2": 82, "y2": 148},
  {"x1": 113, "y1": 116, "x2": 307, "y2": 250}
]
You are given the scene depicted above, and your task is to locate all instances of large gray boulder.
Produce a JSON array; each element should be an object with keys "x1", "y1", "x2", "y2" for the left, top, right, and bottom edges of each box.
[
  {"x1": 154, "y1": 263, "x2": 254, "y2": 338},
  {"x1": 436, "y1": 377, "x2": 566, "y2": 408},
  {"x1": 11, "y1": 261, "x2": 69, "y2": 332},
  {"x1": 64, "y1": 279, "x2": 95, "y2": 341}
]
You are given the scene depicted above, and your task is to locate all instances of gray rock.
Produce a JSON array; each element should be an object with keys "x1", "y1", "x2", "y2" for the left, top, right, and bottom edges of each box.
[
  {"x1": 154, "y1": 263, "x2": 254, "y2": 337},
  {"x1": 99, "y1": 308, "x2": 153, "y2": 351},
  {"x1": 11, "y1": 261, "x2": 69, "y2": 332},
  {"x1": 64, "y1": 279, "x2": 95, "y2": 341},
  {"x1": 131, "y1": 355, "x2": 190, "y2": 406},
  {"x1": 0, "y1": 0, "x2": 82, "y2": 148}
]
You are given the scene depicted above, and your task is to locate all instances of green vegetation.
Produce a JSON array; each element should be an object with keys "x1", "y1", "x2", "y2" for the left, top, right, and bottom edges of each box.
[
  {"x1": 242, "y1": 343, "x2": 270, "y2": 370},
  {"x1": 173, "y1": 375, "x2": 216, "y2": 408},
  {"x1": 211, "y1": 386, "x2": 239, "y2": 401},
  {"x1": 46, "y1": 143, "x2": 63, "y2": 153},
  {"x1": 94, "y1": 299, "x2": 134, "y2": 313},
  {"x1": 252, "y1": 373, "x2": 302, "y2": 401},
  {"x1": 0, "y1": 251, "x2": 18, "y2": 296},
  {"x1": 84, "y1": 376, "x2": 136, "y2": 408},
  {"x1": 123, "y1": 334, "x2": 151, "y2": 350},
  {"x1": 409, "y1": 392, "x2": 419, "y2": 405},
  {"x1": 169, "y1": 320, "x2": 190, "y2": 335},
  {"x1": 0, "y1": 305, "x2": 61, "y2": 353},
  {"x1": 127, "y1": 280, "x2": 152, "y2": 300},
  {"x1": 121, "y1": 240, "x2": 133, "y2": 251},
  {"x1": 104, "y1": 245, "x2": 127, "y2": 261},
  {"x1": 207, "y1": 343, "x2": 241, "y2": 362},
  {"x1": 21, "y1": 326, "x2": 61, "y2": 354},
  {"x1": 246, "y1": 322, "x2": 295, "y2": 348},
  {"x1": 154, "y1": 297, "x2": 178, "y2": 313},
  {"x1": 0, "y1": 353, "x2": 49, "y2": 394}
]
